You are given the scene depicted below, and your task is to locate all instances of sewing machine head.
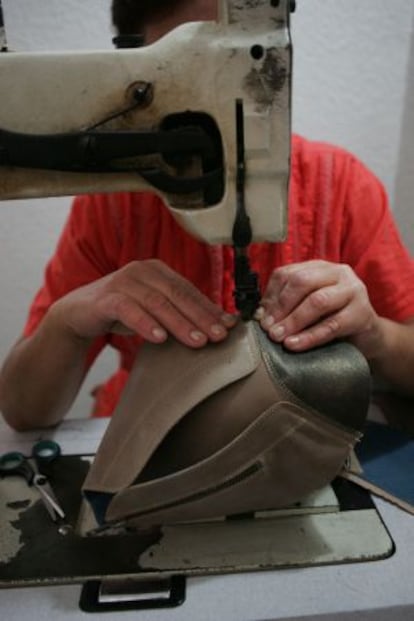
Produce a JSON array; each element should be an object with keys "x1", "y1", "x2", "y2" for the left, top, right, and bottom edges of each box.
[{"x1": 0, "y1": 0, "x2": 293, "y2": 244}]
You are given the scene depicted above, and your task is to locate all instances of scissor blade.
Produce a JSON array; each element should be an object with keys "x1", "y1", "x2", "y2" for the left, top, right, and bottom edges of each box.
[{"x1": 34, "y1": 479, "x2": 66, "y2": 520}]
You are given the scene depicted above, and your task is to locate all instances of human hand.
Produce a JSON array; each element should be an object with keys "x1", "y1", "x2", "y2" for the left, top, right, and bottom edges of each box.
[
  {"x1": 256, "y1": 260, "x2": 384, "y2": 359},
  {"x1": 51, "y1": 260, "x2": 237, "y2": 348}
]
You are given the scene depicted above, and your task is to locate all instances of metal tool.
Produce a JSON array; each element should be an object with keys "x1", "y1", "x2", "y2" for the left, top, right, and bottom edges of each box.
[{"x1": 0, "y1": 439, "x2": 65, "y2": 521}]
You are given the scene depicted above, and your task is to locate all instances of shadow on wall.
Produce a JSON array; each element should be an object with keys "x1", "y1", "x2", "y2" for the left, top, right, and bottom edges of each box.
[{"x1": 394, "y1": 9, "x2": 414, "y2": 254}]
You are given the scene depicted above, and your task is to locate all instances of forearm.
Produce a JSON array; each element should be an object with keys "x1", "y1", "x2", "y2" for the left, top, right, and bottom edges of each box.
[
  {"x1": 369, "y1": 317, "x2": 414, "y2": 398},
  {"x1": 0, "y1": 260, "x2": 238, "y2": 430},
  {"x1": 0, "y1": 306, "x2": 91, "y2": 431}
]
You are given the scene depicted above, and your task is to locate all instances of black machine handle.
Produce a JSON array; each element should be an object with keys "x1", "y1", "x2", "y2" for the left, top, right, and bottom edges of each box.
[
  {"x1": 0, "y1": 126, "x2": 215, "y2": 173},
  {"x1": 79, "y1": 576, "x2": 186, "y2": 613},
  {"x1": 0, "y1": 125, "x2": 223, "y2": 196}
]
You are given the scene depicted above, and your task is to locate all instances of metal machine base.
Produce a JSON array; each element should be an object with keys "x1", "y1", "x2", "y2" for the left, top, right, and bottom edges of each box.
[{"x1": 0, "y1": 455, "x2": 394, "y2": 611}]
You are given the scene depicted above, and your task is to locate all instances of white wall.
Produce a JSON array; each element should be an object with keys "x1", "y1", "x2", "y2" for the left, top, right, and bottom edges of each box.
[{"x1": 0, "y1": 0, "x2": 413, "y2": 419}]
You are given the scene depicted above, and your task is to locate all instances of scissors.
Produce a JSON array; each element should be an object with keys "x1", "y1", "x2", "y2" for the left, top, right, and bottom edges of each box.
[{"x1": 0, "y1": 439, "x2": 65, "y2": 522}]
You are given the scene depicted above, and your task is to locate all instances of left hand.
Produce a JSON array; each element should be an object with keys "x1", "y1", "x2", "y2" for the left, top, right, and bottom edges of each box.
[{"x1": 256, "y1": 260, "x2": 384, "y2": 359}]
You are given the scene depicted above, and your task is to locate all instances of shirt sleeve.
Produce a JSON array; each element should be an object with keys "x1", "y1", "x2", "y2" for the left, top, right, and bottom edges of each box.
[{"x1": 340, "y1": 156, "x2": 414, "y2": 322}]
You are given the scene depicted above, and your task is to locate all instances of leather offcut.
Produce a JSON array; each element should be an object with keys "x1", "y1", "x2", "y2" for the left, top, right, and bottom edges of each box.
[{"x1": 83, "y1": 321, "x2": 371, "y2": 529}]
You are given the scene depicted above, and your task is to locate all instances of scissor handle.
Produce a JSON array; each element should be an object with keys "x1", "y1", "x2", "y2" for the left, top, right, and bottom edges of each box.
[
  {"x1": 0, "y1": 451, "x2": 35, "y2": 483},
  {"x1": 32, "y1": 440, "x2": 61, "y2": 463}
]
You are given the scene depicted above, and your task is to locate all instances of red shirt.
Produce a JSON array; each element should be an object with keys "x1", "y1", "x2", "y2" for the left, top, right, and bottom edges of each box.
[{"x1": 23, "y1": 135, "x2": 414, "y2": 416}]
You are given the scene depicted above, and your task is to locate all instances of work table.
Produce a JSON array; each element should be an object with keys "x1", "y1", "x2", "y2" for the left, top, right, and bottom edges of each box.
[{"x1": 0, "y1": 416, "x2": 413, "y2": 621}]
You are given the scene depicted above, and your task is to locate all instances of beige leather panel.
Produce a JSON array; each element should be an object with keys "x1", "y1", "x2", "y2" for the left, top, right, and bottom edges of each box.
[
  {"x1": 136, "y1": 359, "x2": 280, "y2": 482},
  {"x1": 109, "y1": 401, "x2": 356, "y2": 527},
  {"x1": 83, "y1": 322, "x2": 259, "y2": 492}
]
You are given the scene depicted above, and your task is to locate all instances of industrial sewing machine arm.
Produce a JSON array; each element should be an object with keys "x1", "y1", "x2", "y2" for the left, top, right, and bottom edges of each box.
[{"x1": 0, "y1": 0, "x2": 292, "y2": 246}]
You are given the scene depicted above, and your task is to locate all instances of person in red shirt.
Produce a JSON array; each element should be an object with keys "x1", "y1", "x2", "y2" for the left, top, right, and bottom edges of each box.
[{"x1": 1, "y1": 0, "x2": 414, "y2": 430}]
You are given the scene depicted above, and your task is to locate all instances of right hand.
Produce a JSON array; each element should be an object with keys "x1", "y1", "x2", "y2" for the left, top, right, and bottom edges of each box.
[{"x1": 50, "y1": 260, "x2": 237, "y2": 348}]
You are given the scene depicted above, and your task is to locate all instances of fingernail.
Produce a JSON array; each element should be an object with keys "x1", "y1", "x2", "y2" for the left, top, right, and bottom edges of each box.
[
  {"x1": 221, "y1": 313, "x2": 238, "y2": 326},
  {"x1": 262, "y1": 315, "x2": 275, "y2": 329},
  {"x1": 190, "y1": 330, "x2": 206, "y2": 342},
  {"x1": 270, "y1": 325, "x2": 285, "y2": 341},
  {"x1": 152, "y1": 327, "x2": 167, "y2": 341},
  {"x1": 286, "y1": 335, "x2": 300, "y2": 346},
  {"x1": 254, "y1": 306, "x2": 265, "y2": 320},
  {"x1": 211, "y1": 323, "x2": 226, "y2": 337}
]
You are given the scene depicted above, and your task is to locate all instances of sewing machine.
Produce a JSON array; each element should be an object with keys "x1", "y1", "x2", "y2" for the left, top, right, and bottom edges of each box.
[
  {"x1": 0, "y1": 0, "x2": 293, "y2": 318},
  {"x1": 0, "y1": 0, "x2": 404, "y2": 615},
  {"x1": 0, "y1": 0, "x2": 291, "y2": 242}
]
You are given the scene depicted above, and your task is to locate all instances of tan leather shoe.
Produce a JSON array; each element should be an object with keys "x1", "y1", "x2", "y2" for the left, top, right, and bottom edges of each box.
[{"x1": 83, "y1": 322, "x2": 370, "y2": 528}]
